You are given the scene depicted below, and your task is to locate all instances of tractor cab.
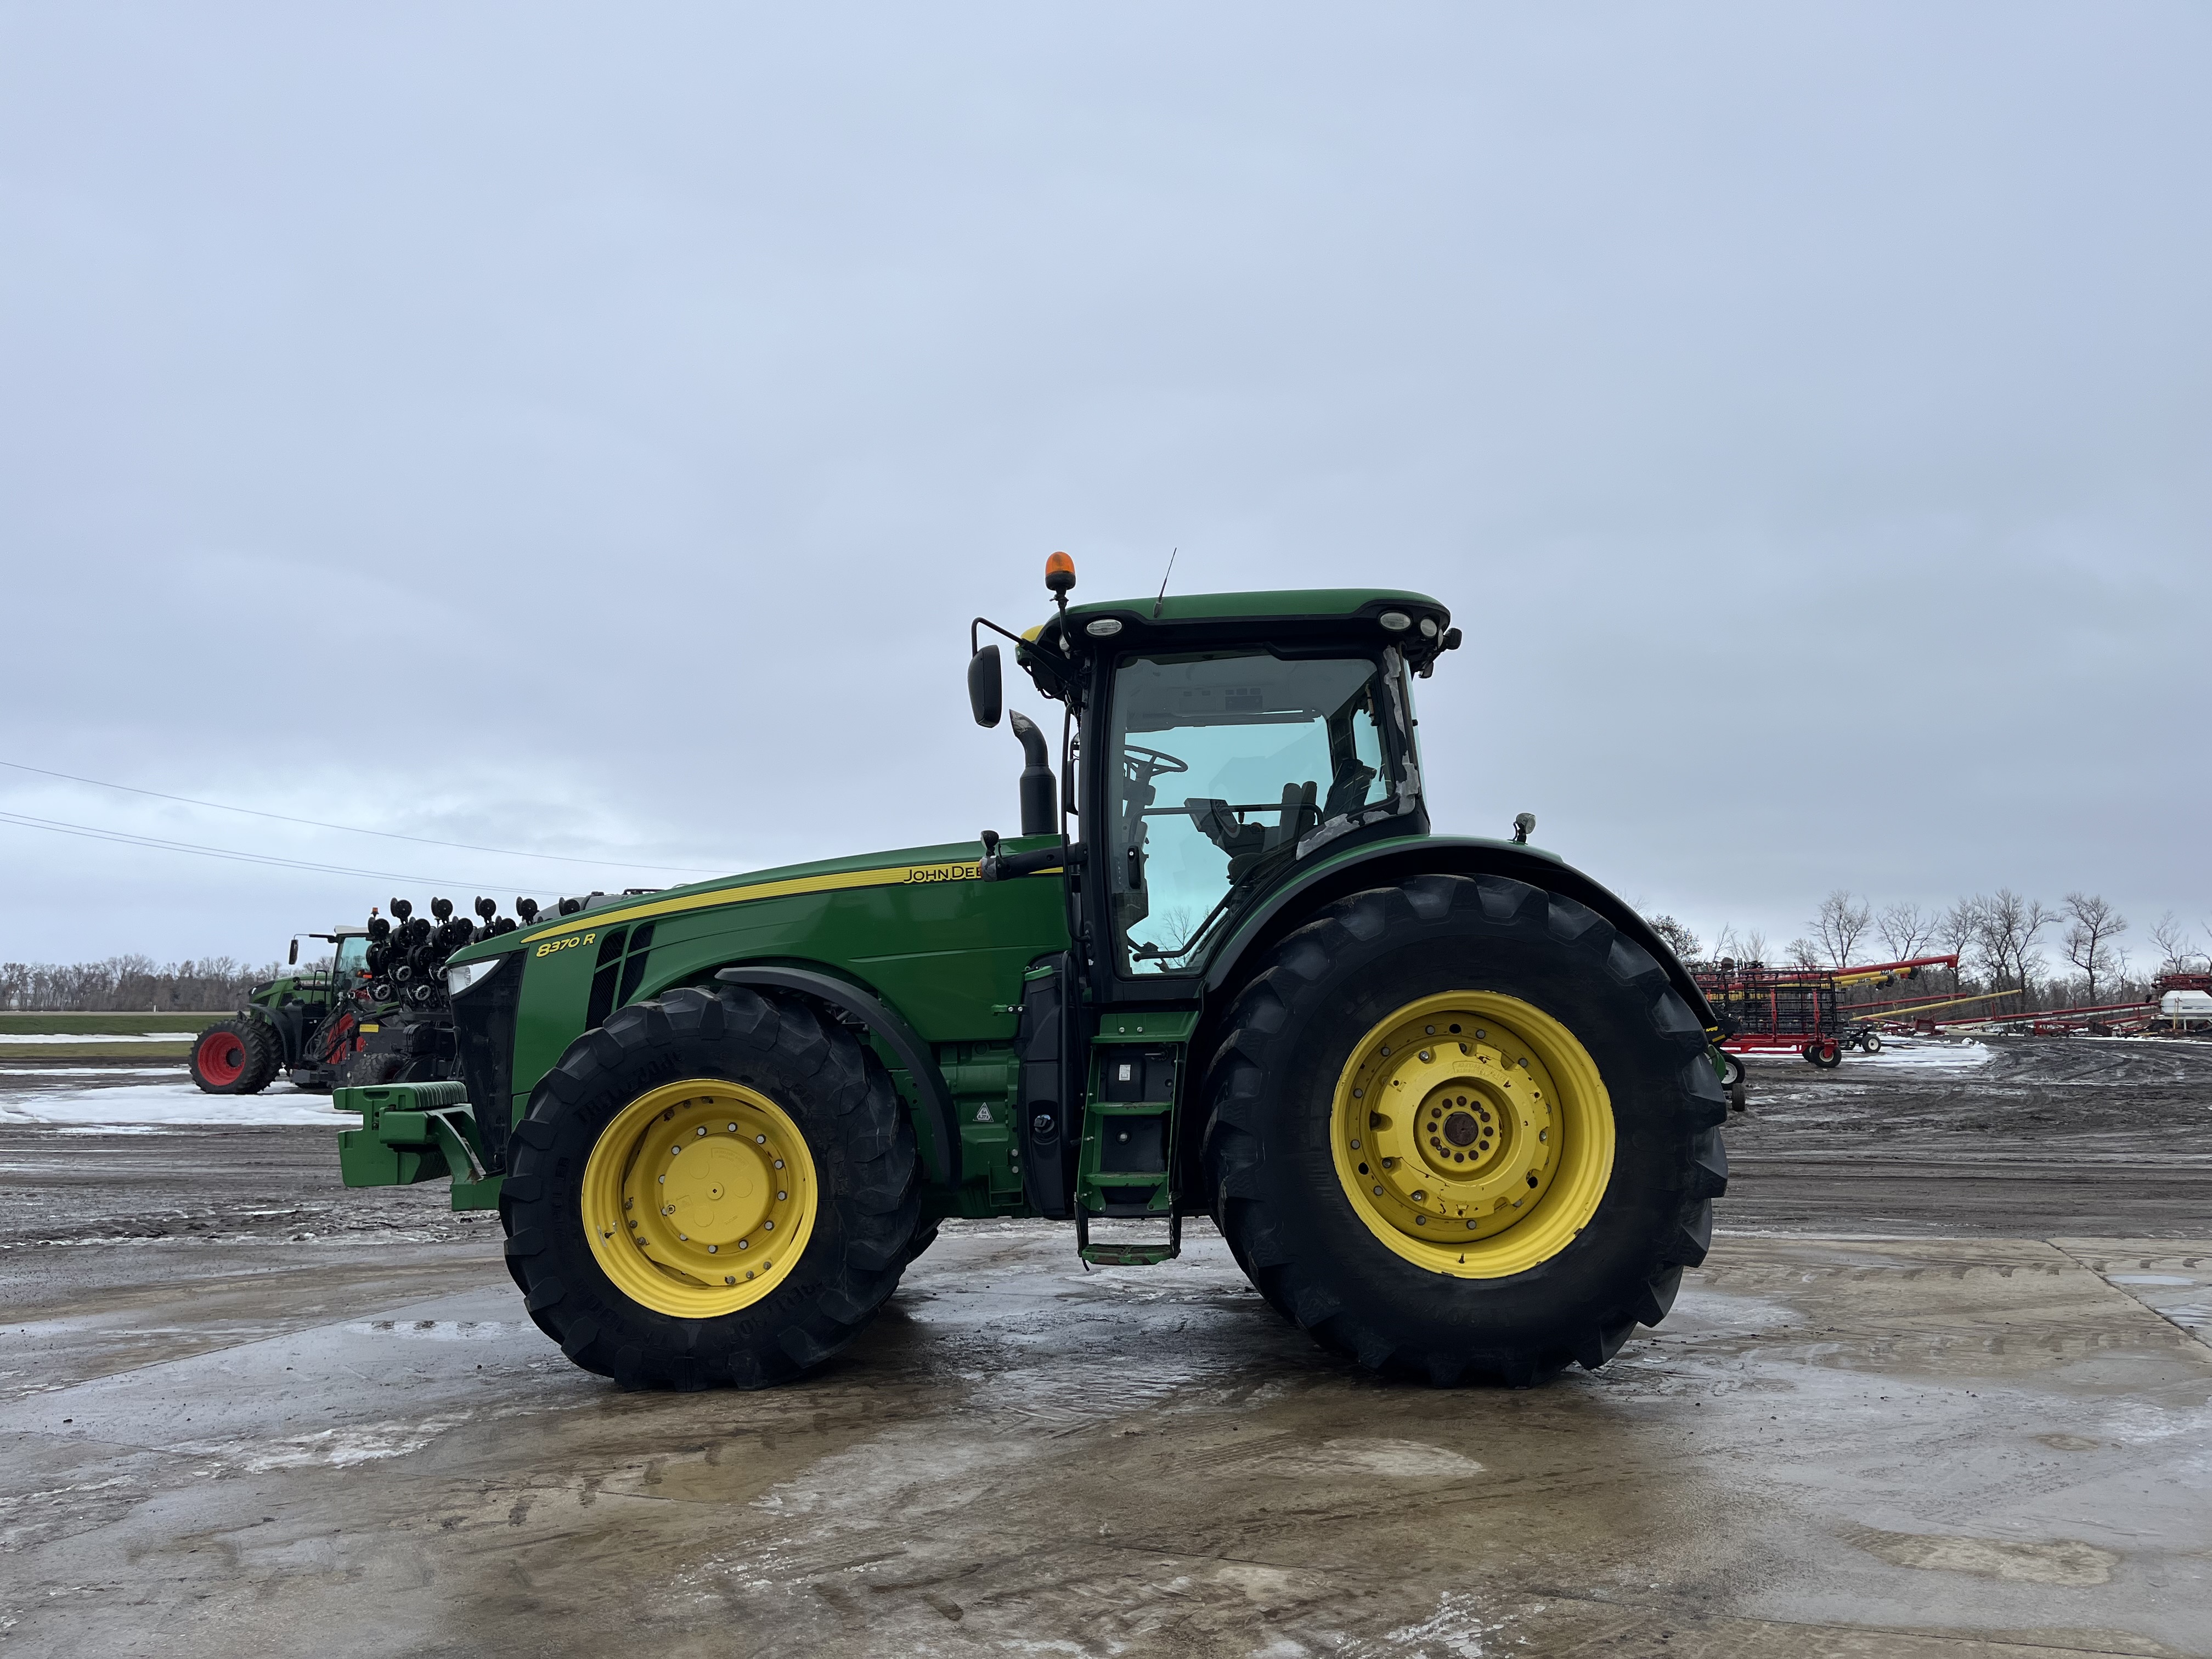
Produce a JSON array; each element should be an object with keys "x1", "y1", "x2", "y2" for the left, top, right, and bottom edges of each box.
[{"x1": 969, "y1": 572, "x2": 1461, "y2": 998}]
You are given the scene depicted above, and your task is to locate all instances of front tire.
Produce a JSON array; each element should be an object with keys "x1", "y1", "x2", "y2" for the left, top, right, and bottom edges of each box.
[
  {"x1": 1199, "y1": 874, "x2": 1728, "y2": 1385},
  {"x1": 501, "y1": 985, "x2": 920, "y2": 1390}
]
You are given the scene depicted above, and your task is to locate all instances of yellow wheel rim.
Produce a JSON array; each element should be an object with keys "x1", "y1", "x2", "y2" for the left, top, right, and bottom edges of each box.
[
  {"x1": 581, "y1": 1078, "x2": 820, "y2": 1318},
  {"x1": 1330, "y1": 992, "x2": 1615, "y2": 1279}
]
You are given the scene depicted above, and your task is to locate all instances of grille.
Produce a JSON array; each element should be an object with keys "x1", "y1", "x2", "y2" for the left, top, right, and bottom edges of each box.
[{"x1": 454, "y1": 958, "x2": 523, "y2": 1173}]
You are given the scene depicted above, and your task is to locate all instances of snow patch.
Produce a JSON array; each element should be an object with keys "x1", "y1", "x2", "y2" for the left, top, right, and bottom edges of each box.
[
  {"x1": 0, "y1": 1081, "x2": 343, "y2": 1128},
  {"x1": 0, "y1": 1066, "x2": 184, "y2": 1077}
]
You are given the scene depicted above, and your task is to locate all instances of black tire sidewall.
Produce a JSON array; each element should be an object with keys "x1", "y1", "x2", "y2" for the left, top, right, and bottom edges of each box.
[
  {"x1": 506, "y1": 989, "x2": 917, "y2": 1389},
  {"x1": 1206, "y1": 876, "x2": 1720, "y2": 1372}
]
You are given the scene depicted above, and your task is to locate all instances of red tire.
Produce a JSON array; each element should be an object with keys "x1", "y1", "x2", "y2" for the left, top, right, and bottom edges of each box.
[
  {"x1": 189, "y1": 1017, "x2": 280, "y2": 1094},
  {"x1": 190, "y1": 1021, "x2": 252, "y2": 1093}
]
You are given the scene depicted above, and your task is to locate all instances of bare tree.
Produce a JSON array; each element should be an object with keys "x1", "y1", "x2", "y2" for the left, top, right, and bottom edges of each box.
[
  {"x1": 1811, "y1": 890, "x2": 1873, "y2": 967},
  {"x1": 1976, "y1": 889, "x2": 2057, "y2": 992},
  {"x1": 2061, "y1": 893, "x2": 2128, "y2": 1004},
  {"x1": 1876, "y1": 900, "x2": 1934, "y2": 961},
  {"x1": 2150, "y1": 912, "x2": 2197, "y2": 974},
  {"x1": 1936, "y1": 898, "x2": 1984, "y2": 987},
  {"x1": 0, "y1": 956, "x2": 279, "y2": 1013},
  {"x1": 1739, "y1": 928, "x2": 1769, "y2": 968},
  {"x1": 1643, "y1": 914, "x2": 1701, "y2": 962},
  {"x1": 1786, "y1": 936, "x2": 1824, "y2": 969}
]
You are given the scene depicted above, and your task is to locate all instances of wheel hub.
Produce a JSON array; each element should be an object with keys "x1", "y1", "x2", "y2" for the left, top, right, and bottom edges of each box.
[
  {"x1": 582, "y1": 1080, "x2": 817, "y2": 1317},
  {"x1": 195, "y1": 1030, "x2": 244, "y2": 1087},
  {"x1": 1349, "y1": 1018, "x2": 1560, "y2": 1242},
  {"x1": 1330, "y1": 991, "x2": 1616, "y2": 1279}
]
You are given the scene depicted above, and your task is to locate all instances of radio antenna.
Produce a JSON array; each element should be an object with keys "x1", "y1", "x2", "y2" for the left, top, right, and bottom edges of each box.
[{"x1": 1153, "y1": 547, "x2": 1180, "y2": 618}]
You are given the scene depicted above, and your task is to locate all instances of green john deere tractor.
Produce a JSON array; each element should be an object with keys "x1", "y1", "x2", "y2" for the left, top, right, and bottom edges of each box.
[{"x1": 337, "y1": 561, "x2": 1728, "y2": 1389}]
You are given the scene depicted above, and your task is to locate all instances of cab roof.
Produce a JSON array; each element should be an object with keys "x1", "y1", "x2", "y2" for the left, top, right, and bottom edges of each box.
[
  {"x1": 1061, "y1": 587, "x2": 1446, "y2": 627},
  {"x1": 1028, "y1": 589, "x2": 1455, "y2": 691}
]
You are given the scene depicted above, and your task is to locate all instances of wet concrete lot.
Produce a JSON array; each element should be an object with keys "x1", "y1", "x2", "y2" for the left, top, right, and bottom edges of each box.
[{"x1": 3, "y1": 1042, "x2": 2210, "y2": 1656}]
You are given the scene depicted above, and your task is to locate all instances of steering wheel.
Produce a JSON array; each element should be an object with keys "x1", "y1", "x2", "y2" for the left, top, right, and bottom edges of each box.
[{"x1": 1122, "y1": 743, "x2": 1189, "y2": 776}]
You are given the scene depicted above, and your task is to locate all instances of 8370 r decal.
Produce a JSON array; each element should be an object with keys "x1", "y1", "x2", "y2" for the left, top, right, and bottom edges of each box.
[{"x1": 535, "y1": 931, "x2": 597, "y2": 957}]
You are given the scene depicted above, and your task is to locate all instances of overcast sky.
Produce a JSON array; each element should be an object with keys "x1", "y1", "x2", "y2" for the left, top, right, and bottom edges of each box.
[{"x1": 3, "y1": 3, "x2": 2206, "y2": 974}]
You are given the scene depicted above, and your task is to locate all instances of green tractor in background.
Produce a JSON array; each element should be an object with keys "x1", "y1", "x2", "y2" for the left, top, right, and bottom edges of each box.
[
  {"x1": 189, "y1": 925, "x2": 379, "y2": 1095},
  {"x1": 340, "y1": 560, "x2": 1728, "y2": 1389},
  {"x1": 191, "y1": 897, "x2": 527, "y2": 1094}
]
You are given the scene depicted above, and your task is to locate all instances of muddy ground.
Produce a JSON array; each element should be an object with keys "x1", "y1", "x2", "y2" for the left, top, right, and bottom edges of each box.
[
  {"x1": 1, "y1": 1036, "x2": 2207, "y2": 1655},
  {"x1": 1726, "y1": 1036, "x2": 2212, "y2": 1236}
]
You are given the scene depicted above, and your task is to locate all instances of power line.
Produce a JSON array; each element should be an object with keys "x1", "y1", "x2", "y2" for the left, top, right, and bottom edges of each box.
[
  {"x1": 0, "y1": 758, "x2": 723, "y2": 874},
  {"x1": 0, "y1": 809, "x2": 567, "y2": 894}
]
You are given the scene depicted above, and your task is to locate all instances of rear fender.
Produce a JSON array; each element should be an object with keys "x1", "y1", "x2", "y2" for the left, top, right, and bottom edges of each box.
[
  {"x1": 1203, "y1": 837, "x2": 1718, "y2": 1030},
  {"x1": 1176, "y1": 839, "x2": 1719, "y2": 1217}
]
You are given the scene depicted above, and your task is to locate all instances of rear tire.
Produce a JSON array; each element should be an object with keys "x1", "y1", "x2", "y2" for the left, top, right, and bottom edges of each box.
[
  {"x1": 190, "y1": 1018, "x2": 279, "y2": 1094},
  {"x1": 1199, "y1": 873, "x2": 1727, "y2": 1386},
  {"x1": 501, "y1": 985, "x2": 921, "y2": 1390}
]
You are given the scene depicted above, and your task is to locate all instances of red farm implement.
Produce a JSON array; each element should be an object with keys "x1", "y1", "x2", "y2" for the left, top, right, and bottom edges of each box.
[
  {"x1": 1938, "y1": 972, "x2": 2212, "y2": 1037},
  {"x1": 1694, "y1": 956, "x2": 1961, "y2": 1096}
]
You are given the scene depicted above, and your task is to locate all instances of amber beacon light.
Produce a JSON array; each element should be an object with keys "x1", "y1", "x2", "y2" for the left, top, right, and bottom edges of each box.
[{"x1": 1044, "y1": 551, "x2": 1076, "y2": 596}]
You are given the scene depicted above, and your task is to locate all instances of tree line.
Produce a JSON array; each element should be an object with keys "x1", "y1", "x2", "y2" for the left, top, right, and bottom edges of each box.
[
  {"x1": 0, "y1": 956, "x2": 282, "y2": 1013},
  {"x1": 1644, "y1": 892, "x2": 2207, "y2": 1012}
]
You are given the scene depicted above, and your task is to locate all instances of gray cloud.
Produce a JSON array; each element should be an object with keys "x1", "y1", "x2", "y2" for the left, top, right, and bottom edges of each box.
[{"x1": 3, "y1": 3, "x2": 2206, "y2": 969}]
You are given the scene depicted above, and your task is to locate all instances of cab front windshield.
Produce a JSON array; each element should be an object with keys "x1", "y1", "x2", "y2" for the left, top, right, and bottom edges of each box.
[
  {"x1": 1106, "y1": 650, "x2": 1398, "y2": 976},
  {"x1": 332, "y1": 935, "x2": 370, "y2": 988}
]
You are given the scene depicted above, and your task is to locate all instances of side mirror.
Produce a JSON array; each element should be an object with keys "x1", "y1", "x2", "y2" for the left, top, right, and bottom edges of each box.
[
  {"x1": 288, "y1": 939, "x2": 299, "y2": 966},
  {"x1": 968, "y1": 644, "x2": 1003, "y2": 728}
]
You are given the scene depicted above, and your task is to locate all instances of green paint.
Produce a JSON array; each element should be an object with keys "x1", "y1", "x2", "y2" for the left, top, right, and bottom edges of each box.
[
  {"x1": 335, "y1": 1081, "x2": 497, "y2": 1210},
  {"x1": 341, "y1": 584, "x2": 1672, "y2": 1268}
]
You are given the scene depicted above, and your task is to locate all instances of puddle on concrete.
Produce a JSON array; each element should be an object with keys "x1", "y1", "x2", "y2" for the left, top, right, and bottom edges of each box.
[{"x1": 1, "y1": 1224, "x2": 2207, "y2": 1657}]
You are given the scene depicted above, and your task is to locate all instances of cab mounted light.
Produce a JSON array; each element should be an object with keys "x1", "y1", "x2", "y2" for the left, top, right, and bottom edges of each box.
[{"x1": 1045, "y1": 550, "x2": 1076, "y2": 596}]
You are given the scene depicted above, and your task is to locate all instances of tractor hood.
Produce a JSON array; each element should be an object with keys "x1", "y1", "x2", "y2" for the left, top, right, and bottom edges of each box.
[{"x1": 449, "y1": 837, "x2": 1035, "y2": 967}]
